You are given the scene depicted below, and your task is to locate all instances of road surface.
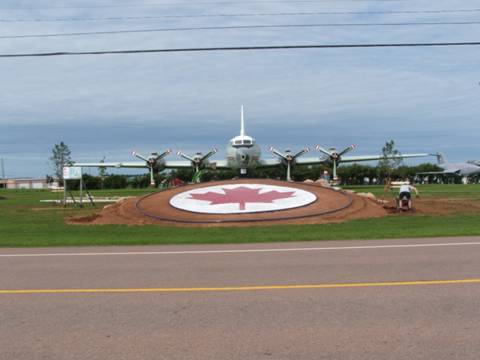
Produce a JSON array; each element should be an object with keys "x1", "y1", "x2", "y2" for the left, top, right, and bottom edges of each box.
[{"x1": 1, "y1": 236, "x2": 480, "y2": 359}]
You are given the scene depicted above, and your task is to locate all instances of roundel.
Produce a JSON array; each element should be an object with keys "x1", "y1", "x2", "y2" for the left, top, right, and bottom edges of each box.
[{"x1": 169, "y1": 183, "x2": 317, "y2": 214}]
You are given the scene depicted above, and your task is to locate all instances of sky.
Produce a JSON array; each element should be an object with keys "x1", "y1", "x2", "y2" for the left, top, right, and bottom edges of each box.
[{"x1": 1, "y1": 0, "x2": 480, "y2": 177}]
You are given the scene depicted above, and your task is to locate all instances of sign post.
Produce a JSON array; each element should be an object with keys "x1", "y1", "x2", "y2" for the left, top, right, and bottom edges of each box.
[{"x1": 63, "y1": 166, "x2": 83, "y2": 207}]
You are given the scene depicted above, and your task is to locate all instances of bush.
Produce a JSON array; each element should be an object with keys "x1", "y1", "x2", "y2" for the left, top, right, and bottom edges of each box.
[
  {"x1": 60, "y1": 162, "x2": 457, "y2": 189},
  {"x1": 103, "y1": 175, "x2": 128, "y2": 189}
]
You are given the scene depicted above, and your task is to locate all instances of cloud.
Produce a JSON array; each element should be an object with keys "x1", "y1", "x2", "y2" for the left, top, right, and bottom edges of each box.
[{"x1": 1, "y1": 0, "x2": 479, "y2": 176}]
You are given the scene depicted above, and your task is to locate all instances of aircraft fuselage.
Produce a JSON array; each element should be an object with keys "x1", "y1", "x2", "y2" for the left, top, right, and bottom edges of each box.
[
  {"x1": 443, "y1": 162, "x2": 480, "y2": 176},
  {"x1": 226, "y1": 142, "x2": 262, "y2": 174}
]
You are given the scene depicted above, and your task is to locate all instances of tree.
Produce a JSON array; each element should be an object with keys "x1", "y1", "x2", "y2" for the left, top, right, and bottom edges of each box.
[
  {"x1": 99, "y1": 157, "x2": 107, "y2": 189},
  {"x1": 49, "y1": 142, "x2": 72, "y2": 180},
  {"x1": 103, "y1": 175, "x2": 127, "y2": 189},
  {"x1": 377, "y1": 140, "x2": 402, "y2": 181},
  {"x1": 98, "y1": 157, "x2": 107, "y2": 177}
]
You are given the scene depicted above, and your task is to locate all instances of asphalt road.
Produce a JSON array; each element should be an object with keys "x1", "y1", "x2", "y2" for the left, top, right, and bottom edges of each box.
[{"x1": 1, "y1": 237, "x2": 480, "y2": 360}]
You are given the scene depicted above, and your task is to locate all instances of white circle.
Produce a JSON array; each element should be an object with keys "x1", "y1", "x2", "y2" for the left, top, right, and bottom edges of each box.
[{"x1": 169, "y1": 183, "x2": 317, "y2": 214}]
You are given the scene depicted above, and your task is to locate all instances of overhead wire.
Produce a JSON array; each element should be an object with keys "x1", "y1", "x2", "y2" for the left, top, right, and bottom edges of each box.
[
  {"x1": 2, "y1": 42, "x2": 480, "y2": 58},
  {"x1": 2, "y1": 8, "x2": 480, "y2": 22},
  {"x1": 0, "y1": 0, "x2": 407, "y2": 10},
  {"x1": 3, "y1": 21, "x2": 480, "y2": 39},
  {"x1": 2, "y1": 3, "x2": 478, "y2": 59}
]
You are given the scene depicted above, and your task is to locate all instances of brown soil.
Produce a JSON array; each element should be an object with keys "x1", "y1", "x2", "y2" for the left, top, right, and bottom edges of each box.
[
  {"x1": 69, "y1": 179, "x2": 387, "y2": 227},
  {"x1": 382, "y1": 197, "x2": 480, "y2": 215},
  {"x1": 69, "y1": 180, "x2": 480, "y2": 227},
  {"x1": 70, "y1": 213, "x2": 102, "y2": 223}
]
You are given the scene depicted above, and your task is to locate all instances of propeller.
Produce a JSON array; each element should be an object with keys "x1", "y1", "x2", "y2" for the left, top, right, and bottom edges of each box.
[
  {"x1": 177, "y1": 148, "x2": 218, "y2": 181},
  {"x1": 132, "y1": 149, "x2": 171, "y2": 186},
  {"x1": 315, "y1": 144, "x2": 356, "y2": 181},
  {"x1": 269, "y1": 147, "x2": 310, "y2": 182}
]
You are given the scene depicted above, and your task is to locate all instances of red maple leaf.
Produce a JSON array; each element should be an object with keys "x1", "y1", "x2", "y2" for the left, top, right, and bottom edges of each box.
[{"x1": 189, "y1": 186, "x2": 295, "y2": 210}]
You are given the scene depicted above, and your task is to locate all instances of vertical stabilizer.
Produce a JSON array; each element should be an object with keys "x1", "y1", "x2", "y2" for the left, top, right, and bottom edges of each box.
[
  {"x1": 240, "y1": 105, "x2": 245, "y2": 136},
  {"x1": 436, "y1": 153, "x2": 446, "y2": 165}
]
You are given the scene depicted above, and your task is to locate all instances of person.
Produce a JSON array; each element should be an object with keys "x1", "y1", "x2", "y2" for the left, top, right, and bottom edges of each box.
[
  {"x1": 398, "y1": 181, "x2": 419, "y2": 201},
  {"x1": 321, "y1": 170, "x2": 330, "y2": 182}
]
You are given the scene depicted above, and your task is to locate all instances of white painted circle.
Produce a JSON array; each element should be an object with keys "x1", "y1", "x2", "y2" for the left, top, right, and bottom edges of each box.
[{"x1": 169, "y1": 183, "x2": 317, "y2": 214}]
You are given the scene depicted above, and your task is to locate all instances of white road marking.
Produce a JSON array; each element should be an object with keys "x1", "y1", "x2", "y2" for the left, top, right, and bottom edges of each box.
[{"x1": 0, "y1": 241, "x2": 480, "y2": 258}]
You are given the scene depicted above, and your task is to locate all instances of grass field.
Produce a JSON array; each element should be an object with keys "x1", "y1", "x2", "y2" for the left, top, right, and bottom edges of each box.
[{"x1": 1, "y1": 184, "x2": 480, "y2": 248}]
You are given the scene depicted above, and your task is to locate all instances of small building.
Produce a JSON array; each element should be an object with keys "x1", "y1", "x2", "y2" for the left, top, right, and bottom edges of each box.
[{"x1": 0, "y1": 178, "x2": 49, "y2": 190}]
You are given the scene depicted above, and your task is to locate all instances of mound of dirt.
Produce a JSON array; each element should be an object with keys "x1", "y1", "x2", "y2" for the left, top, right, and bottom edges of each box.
[
  {"x1": 69, "y1": 179, "x2": 388, "y2": 227},
  {"x1": 70, "y1": 213, "x2": 102, "y2": 223},
  {"x1": 69, "y1": 180, "x2": 480, "y2": 227}
]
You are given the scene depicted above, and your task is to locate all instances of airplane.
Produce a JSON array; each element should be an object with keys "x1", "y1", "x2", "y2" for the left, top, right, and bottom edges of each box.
[
  {"x1": 74, "y1": 148, "x2": 219, "y2": 187},
  {"x1": 74, "y1": 106, "x2": 323, "y2": 183},
  {"x1": 74, "y1": 106, "x2": 430, "y2": 185},
  {"x1": 314, "y1": 144, "x2": 431, "y2": 181},
  {"x1": 418, "y1": 153, "x2": 480, "y2": 182}
]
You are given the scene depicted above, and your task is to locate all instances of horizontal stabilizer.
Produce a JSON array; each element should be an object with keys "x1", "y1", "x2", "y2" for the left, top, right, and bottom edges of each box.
[{"x1": 417, "y1": 170, "x2": 460, "y2": 176}]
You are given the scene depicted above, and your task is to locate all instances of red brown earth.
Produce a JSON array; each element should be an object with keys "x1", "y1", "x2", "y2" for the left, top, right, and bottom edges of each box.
[
  {"x1": 69, "y1": 179, "x2": 386, "y2": 227},
  {"x1": 69, "y1": 179, "x2": 480, "y2": 227},
  {"x1": 383, "y1": 197, "x2": 480, "y2": 215}
]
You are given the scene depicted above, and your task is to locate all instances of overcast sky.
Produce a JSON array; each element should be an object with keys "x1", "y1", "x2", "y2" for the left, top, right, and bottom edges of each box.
[{"x1": 1, "y1": 0, "x2": 480, "y2": 177}]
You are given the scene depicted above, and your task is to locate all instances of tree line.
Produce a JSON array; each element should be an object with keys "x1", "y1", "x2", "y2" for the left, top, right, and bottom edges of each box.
[
  {"x1": 58, "y1": 163, "x2": 453, "y2": 190},
  {"x1": 49, "y1": 141, "x2": 476, "y2": 189}
]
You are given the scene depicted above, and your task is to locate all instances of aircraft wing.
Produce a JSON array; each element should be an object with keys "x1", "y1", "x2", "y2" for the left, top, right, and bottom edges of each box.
[
  {"x1": 73, "y1": 161, "x2": 147, "y2": 169},
  {"x1": 163, "y1": 160, "x2": 194, "y2": 169},
  {"x1": 295, "y1": 157, "x2": 328, "y2": 166},
  {"x1": 207, "y1": 160, "x2": 231, "y2": 170},
  {"x1": 257, "y1": 158, "x2": 282, "y2": 168},
  {"x1": 340, "y1": 153, "x2": 429, "y2": 163},
  {"x1": 164, "y1": 160, "x2": 234, "y2": 170},
  {"x1": 257, "y1": 157, "x2": 329, "y2": 168}
]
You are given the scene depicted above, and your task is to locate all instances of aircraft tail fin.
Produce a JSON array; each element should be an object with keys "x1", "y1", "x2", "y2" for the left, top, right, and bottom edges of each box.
[
  {"x1": 240, "y1": 105, "x2": 245, "y2": 136},
  {"x1": 435, "y1": 153, "x2": 446, "y2": 165}
]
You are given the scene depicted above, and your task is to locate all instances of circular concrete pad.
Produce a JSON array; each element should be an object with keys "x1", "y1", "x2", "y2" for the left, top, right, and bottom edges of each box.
[
  {"x1": 169, "y1": 183, "x2": 317, "y2": 214},
  {"x1": 136, "y1": 179, "x2": 354, "y2": 224},
  {"x1": 71, "y1": 179, "x2": 392, "y2": 227}
]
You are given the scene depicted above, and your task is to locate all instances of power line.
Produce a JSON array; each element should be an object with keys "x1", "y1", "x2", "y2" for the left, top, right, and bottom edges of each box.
[
  {"x1": 2, "y1": 8, "x2": 479, "y2": 22},
  {"x1": 2, "y1": 41, "x2": 480, "y2": 58},
  {"x1": 4, "y1": 21, "x2": 480, "y2": 40},
  {"x1": 0, "y1": 0, "x2": 406, "y2": 10}
]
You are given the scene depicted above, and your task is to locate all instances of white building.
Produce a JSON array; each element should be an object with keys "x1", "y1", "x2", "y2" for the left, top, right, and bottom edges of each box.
[{"x1": 0, "y1": 178, "x2": 49, "y2": 190}]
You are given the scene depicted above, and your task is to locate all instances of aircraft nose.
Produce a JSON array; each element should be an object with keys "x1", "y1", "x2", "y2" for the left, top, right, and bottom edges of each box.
[{"x1": 237, "y1": 151, "x2": 249, "y2": 164}]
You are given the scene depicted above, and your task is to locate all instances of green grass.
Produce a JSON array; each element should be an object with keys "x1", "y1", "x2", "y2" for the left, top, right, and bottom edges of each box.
[
  {"x1": 1, "y1": 185, "x2": 480, "y2": 247},
  {"x1": 345, "y1": 184, "x2": 480, "y2": 200}
]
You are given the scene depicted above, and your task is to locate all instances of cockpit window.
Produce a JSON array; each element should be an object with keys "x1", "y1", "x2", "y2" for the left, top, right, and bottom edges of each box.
[{"x1": 232, "y1": 139, "x2": 254, "y2": 147}]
